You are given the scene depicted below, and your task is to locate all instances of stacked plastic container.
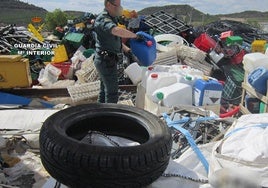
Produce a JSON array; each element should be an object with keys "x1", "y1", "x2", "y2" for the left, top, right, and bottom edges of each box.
[
  {"x1": 248, "y1": 67, "x2": 268, "y2": 95},
  {"x1": 140, "y1": 64, "x2": 221, "y2": 108},
  {"x1": 152, "y1": 83, "x2": 192, "y2": 107},
  {"x1": 242, "y1": 52, "x2": 268, "y2": 84},
  {"x1": 146, "y1": 72, "x2": 177, "y2": 99}
]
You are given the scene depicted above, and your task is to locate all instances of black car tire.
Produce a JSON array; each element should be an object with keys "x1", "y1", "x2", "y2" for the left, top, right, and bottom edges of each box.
[{"x1": 39, "y1": 103, "x2": 172, "y2": 188}]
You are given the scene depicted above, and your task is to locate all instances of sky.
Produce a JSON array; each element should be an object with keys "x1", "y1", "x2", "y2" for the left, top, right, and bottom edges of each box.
[{"x1": 21, "y1": 0, "x2": 268, "y2": 15}]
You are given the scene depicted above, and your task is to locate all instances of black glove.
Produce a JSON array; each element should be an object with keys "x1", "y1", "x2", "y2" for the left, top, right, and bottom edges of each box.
[
  {"x1": 124, "y1": 50, "x2": 139, "y2": 64},
  {"x1": 135, "y1": 33, "x2": 146, "y2": 41}
]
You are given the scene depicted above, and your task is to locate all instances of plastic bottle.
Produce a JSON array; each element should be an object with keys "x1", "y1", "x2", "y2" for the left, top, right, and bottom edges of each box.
[
  {"x1": 146, "y1": 72, "x2": 177, "y2": 99},
  {"x1": 243, "y1": 52, "x2": 268, "y2": 73},
  {"x1": 152, "y1": 82, "x2": 193, "y2": 107}
]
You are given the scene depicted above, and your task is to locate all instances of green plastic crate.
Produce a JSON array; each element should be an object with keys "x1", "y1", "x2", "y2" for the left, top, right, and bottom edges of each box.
[
  {"x1": 83, "y1": 48, "x2": 95, "y2": 58},
  {"x1": 64, "y1": 32, "x2": 84, "y2": 47},
  {"x1": 226, "y1": 36, "x2": 243, "y2": 46}
]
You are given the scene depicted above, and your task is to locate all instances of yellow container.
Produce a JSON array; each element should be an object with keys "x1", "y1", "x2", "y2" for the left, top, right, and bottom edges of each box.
[
  {"x1": 0, "y1": 55, "x2": 32, "y2": 88},
  {"x1": 75, "y1": 22, "x2": 85, "y2": 29},
  {"x1": 122, "y1": 10, "x2": 138, "y2": 18},
  {"x1": 52, "y1": 44, "x2": 68, "y2": 63},
  {"x1": 251, "y1": 40, "x2": 267, "y2": 53},
  {"x1": 117, "y1": 23, "x2": 126, "y2": 29},
  {"x1": 122, "y1": 10, "x2": 131, "y2": 18}
]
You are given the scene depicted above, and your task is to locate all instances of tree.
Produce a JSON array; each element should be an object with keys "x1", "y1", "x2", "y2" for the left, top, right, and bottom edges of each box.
[{"x1": 45, "y1": 9, "x2": 67, "y2": 31}]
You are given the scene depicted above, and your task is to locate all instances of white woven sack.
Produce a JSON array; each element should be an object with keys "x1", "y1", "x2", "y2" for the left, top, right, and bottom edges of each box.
[{"x1": 209, "y1": 114, "x2": 268, "y2": 187}]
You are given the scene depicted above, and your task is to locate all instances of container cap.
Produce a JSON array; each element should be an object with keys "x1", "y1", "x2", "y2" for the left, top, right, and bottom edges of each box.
[
  {"x1": 151, "y1": 73, "x2": 158, "y2": 79},
  {"x1": 156, "y1": 92, "x2": 164, "y2": 100},
  {"x1": 148, "y1": 66, "x2": 154, "y2": 71},
  {"x1": 202, "y1": 76, "x2": 209, "y2": 81},
  {"x1": 185, "y1": 75, "x2": 193, "y2": 81}
]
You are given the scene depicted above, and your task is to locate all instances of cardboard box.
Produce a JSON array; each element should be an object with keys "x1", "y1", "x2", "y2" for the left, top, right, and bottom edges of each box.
[{"x1": 0, "y1": 55, "x2": 32, "y2": 88}]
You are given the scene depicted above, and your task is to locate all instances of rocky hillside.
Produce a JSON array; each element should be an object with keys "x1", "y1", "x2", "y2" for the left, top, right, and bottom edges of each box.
[
  {"x1": 138, "y1": 5, "x2": 217, "y2": 24},
  {"x1": 1, "y1": 1, "x2": 267, "y2": 27},
  {"x1": 0, "y1": 0, "x2": 47, "y2": 25},
  {"x1": 138, "y1": 5, "x2": 268, "y2": 25}
]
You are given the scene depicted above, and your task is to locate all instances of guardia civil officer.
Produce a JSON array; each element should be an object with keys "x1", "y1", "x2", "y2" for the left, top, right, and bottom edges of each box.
[{"x1": 94, "y1": 0, "x2": 137, "y2": 103}]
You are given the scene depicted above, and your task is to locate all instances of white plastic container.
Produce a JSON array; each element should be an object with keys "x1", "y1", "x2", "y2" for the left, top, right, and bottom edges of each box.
[
  {"x1": 124, "y1": 62, "x2": 142, "y2": 85},
  {"x1": 46, "y1": 63, "x2": 61, "y2": 77},
  {"x1": 152, "y1": 82, "x2": 192, "y2": 107},
  {"x1": 172, "y1": 73, "x2": 184, "y2": 83},
  {"x1": 146, "y1": 72, "x2": 177, "y2": 99},
  {"x1": 154, "y1": 65, "x2": 171, "y2": 72},
  {"x1": 209, "y1": 50, "x2": 224, "y2": 64},
  {"x1": 141, "y1": 66, "x2": 155, "y2": 88},
  {"x1": 243, "y1": 52, "x2": 268, "y2": 73},
  {"x1": 186, "y1": 68, "x2": 204, "y2": 78},
  {"x1": 169, "y1": 64, "x2": 191, "y2": 75},
  {"x1": 38, "y1": 64, "x2": 61, "y2": 86},
  {"x1": 181, "y1": 75, "x2": 198, "y2": 87},
  {"x1": 154, "y1": 34, "x2": 184, "y2": 52},
  {"x1": 171, "y1": 72, "x2": 197, "y2": 86},
  {"x1": 169, "y1": 65, "x2": 204, "y2": 78},
  {"x1": 141, "y1": 65, "x2": 172, "y2": 88}
]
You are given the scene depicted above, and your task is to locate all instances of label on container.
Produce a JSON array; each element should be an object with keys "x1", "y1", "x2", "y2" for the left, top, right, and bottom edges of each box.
[
  {"x1": 194, "y1": 88, "x2": 222, "y2": 106},
  {"x1": 203, "y1": 90, "x2": 222, "y2": 105}
]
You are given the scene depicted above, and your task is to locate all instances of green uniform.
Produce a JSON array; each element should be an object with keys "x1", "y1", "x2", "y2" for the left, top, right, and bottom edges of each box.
[
  {"x1": 94, "y1": 9, "x2": 122, "y2": 53},
  {"x1": 93, "y1": 9, "x2": 122, "y2": 103}
]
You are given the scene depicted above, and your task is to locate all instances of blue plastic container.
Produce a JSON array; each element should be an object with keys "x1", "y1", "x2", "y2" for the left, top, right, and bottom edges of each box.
[
  {"x1": 245, "y1": 95, "x2": 260, "y2": 113},
  {"x1": 130, "y1": 31, "x2": 156, "y2": 66},
  {"x1": 248, "y1": 67, "x2": 268, "y2": 95},
  {"x1": 193, "y1": 78, "x2": 223, "y2": 106}
]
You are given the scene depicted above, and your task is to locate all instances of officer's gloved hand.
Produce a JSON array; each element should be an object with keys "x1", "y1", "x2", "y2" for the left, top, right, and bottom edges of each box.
[
  {"x1": 135, "y1": 33, "x2": 146, "y2": 41},
  {"x1": 125, "y1": 50, "x2": 139, "y2": 64}
]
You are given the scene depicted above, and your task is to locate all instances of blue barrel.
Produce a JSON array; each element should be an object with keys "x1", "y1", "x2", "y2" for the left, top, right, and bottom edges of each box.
[
  {"x1": 130, "y1": 31, "x2": 156, "y2": 66},
  {"x1": 193, "y1": 78, "x2": 223, "y2": 106},
  {"x1": 248, "y1": 67, "x2": 268, "y2": 95}
]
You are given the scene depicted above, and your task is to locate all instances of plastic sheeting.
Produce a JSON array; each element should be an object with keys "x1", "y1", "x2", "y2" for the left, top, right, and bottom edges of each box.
[{"x1": 0, "y1": 109, "x2": 59, "y2": 149}]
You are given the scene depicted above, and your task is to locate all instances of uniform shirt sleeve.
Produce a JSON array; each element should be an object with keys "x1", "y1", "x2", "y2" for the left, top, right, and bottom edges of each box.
[{"x1": 101, "y1": 16, "x2": 117, "y2": 33}]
